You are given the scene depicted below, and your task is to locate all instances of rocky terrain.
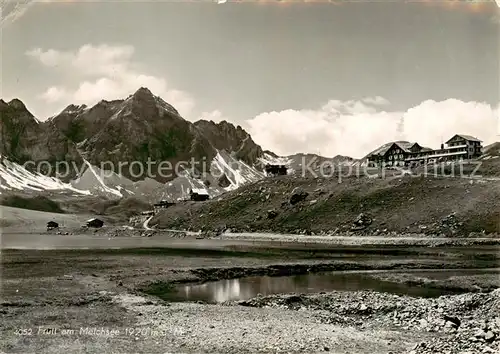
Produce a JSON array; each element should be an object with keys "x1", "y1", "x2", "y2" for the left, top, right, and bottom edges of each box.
[
  {"x1": 151, "y1": 171, "x2": 500, "y2": 236},
  {"x1": 48, "y1": 88, "x2": 264, "y2": 183},
  {"x1": 0, "y1": 98, "x2": 83, "y2": 178},
  {"x1": 1, "y1": 86, "x2": 359, "y2": 203},
  {"x1": 232, "y1": 289, "x2": 500, "y2": 354},
  {"x1": 0, "y1": 87, "x2": 269, "y2": 200},
  {"x1": 1, "y1": 87, "x2": 264, "y2": 183}
]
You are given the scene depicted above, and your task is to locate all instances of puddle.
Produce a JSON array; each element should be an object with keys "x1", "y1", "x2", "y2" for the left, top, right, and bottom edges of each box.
[{"x1": 167, "y1": 268, "x2": 499, "y2": 303}]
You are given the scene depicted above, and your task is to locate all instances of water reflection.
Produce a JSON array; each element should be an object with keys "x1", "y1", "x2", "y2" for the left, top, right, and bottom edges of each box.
[{"x1": 172, "y1": 269, "x2": 499, "y2": 303}]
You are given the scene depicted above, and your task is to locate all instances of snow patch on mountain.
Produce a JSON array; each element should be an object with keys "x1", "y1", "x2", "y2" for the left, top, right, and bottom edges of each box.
[
  {"x1": 71, "y1": 160, "x2": 161, "y2": 199},
  {"x1": 258, "y1": 153, "x2": 292, "y2": 167},
  {"x1": 80, "y1": 159, "x2": 124, "y2": 198},
  {"x1": 0, "y1": 156, "x2": 91, "y2": 195},
  {"x1": 212, "y1": 151, "x2": 265, "y2": 191},
  {"x1": 0, "y1": 150, "x2": 267, "y2": 201}
]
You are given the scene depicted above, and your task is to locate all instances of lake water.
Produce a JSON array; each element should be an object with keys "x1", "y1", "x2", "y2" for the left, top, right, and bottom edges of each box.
[{"x1": 169, "y1": 268, "x2": 499, "y2": 303}]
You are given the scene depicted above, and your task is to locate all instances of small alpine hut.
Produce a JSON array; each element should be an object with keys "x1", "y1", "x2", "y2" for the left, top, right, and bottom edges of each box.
[
  {"x1": 264, "y1": 163, "x2": 288, "y2": 177},
  {"x1": 85, "y1": 218, "x2": 104, "y2": 228},
  {"x1": 153, "y1": 200, "x2": 175, "y2": 210},
  {"x1": 46, "y1": 221, "x2": 59, "y2": 230},
  {"x1": 189, "y1": 188, "x2": 210, "y2": 201}
]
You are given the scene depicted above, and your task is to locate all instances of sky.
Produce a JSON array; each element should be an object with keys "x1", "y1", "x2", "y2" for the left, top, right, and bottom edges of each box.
[{"x1": 1, "y1": 0, "x2": 500, "y2": 158}]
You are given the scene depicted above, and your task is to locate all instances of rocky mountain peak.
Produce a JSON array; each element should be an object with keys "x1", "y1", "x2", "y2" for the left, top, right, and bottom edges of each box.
[
  {"x1": 1, "y1": 98, "x2": 36, "y2": 125},
  {"x1": 0, "y1": 97, "x2": 81, "y2": 172},
  {"x1": 214, "y1": 120, "x2": 244, "y2": 133},
  {"x1": 125, "y1": 87, "x2": 179, "y2": 118},
  {"x1": 62, "y1": 104, "x2": 87, "y2": 113},
  {"x1": 193, "y1": 119, "x2": 263, "y2": 165},
  {"x1": 132, "y1": 87, "x2": 155, "y2": 99},
  {"x1": 1, "y1": 90, "x2": 267, "y2": 184},
  {"x1": 129, "y1": 87, "x2": 158, "y2": 107},
  {"x1": 7, "y1": 98, "x2": 27, "y2": 111}
]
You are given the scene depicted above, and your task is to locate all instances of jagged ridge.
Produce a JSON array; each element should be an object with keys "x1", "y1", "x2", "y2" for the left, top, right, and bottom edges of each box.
[{"x1": 0, "y1": 88, "x2": 271, "y2": 199}]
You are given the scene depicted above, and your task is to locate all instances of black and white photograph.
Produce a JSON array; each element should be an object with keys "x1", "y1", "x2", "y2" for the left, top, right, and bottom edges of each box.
[{"x1": 1, "y1": 0, "x2": 500, "y2": 353}]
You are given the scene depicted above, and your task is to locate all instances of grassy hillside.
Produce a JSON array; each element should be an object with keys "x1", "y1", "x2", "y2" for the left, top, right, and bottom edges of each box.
[
  {"x1": 1, "y1": 192, "x2": 152, "y2": 224},
  {"x1": 0, "y1": 195, "x2": 65, "y2": 214},
  {"x1": 0, "y1": 205, "x2": 93, "y2": 233},
  {"x1": 151, "y1": 173, "x2": 500, "y2": 236}
]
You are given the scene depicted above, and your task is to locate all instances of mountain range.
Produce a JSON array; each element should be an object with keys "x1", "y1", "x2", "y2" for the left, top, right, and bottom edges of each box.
[{"x1": 0, "y1": 88, "x2": 356, "y2": 201}]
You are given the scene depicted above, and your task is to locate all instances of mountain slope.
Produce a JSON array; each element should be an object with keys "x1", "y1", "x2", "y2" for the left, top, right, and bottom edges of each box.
[
  {"x1": 66, "y1": 150, "x2": 265, "y2": 201},
  {"x1": 47, "y1": 88, "x2": 215, "y2": 182},
  {"x1": 481, "y1": 142, "x2": 500, "y2": 160},
  {"x1": 1, "y1": 88, "x2": 358, "y2": 202},
  {"x1": 194, "y1": 120, "x2": 263, "y2": 165},
  {"x1": 0, "y1": 156, "x2": 90, "y2": 195},
  {"x1": 1, "y1": 89, "x2": 271, "y2": 200},
  {"x1": 0, "y1": 99, "x2": 82, "y2": 179},
  {"x1": 151, "y1": 173, "x2": 500, "y2": 236},
  {"x1": 46, "y1": 88, "x2": 265, "y2": 184}
]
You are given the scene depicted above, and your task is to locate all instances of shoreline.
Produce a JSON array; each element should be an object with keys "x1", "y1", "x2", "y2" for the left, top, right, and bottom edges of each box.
[{"x1": 3, "y1": 229, "x2": 500, "y2": 251}]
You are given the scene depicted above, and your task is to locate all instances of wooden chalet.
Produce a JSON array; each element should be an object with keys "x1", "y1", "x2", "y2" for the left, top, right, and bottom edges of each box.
[
  {"x1": 47, "y1": 221, "x2": 59, "y2": 230},
  {"x1": 190, "y1": 188, "x2": 210, "y2": 201},
  {"x1": 85, "y1": 218, "x2": 104, "y2": 228},
  {"x1": 153, "y1": 200, "x2": 175, "y2": 210},
  {"x1": 368, "y1": 134, "x2": 483, "y2": 167},
  {"x1": 264, "y1": 163, "x2": 288, "y2": 176}
]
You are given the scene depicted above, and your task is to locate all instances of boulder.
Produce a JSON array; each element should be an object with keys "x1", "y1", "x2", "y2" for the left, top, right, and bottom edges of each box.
[
  {"x1": 351, "y1": 213, "x2": 373, "y2": 230},
  {"x1": 443, "y1": 314, "x2": 461, "y2": 328},
  {"x1": 289, "y1": 187, "x2": 308, "y2": 205},
  {"x1": 267, "y1": 209, "x2": 278, "y2": 219},
  {"x1": 217, "y1": 174, "x2": 231, "y2": 188}
]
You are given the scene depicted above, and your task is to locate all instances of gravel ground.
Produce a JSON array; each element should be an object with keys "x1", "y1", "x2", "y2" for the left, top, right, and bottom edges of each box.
[
  {"x1": 110, "y1": 288, "x2": 500, "y2": 353},
  {"x1": 231, "y1": 289, "x2": 500, "y2": 354},
  {"x1": 113, "y1": 292, "x2": 417, "y2": 353}
]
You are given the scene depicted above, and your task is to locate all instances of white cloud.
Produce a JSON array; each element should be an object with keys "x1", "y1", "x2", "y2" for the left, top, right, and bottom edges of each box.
[
  {"x1": 246, "y1": 98, "x2": 499, "y2": 159},
  {"x1": 38, "y1": 86, "x2": 67, "y2": 103},
  {"x1": 401, "y1": 99, "x2": 499, "y2": 149},
  {"x1": 72, "y1": 78, "x2": 122, "y2": 103},
  {"x1": 362, "y1": 96, "x2": 390, "y2": 106},
  {"x1": 27, "y1": 44, "x2": 195, "y2": 118},
  {"x1": 26, "y1": 47, "x2": 71, "y2": 67},
  {"x1": 72, "y1": 44, "x2": 135, "y2": 76},
  {"x1": 199, "y1": 109, "x2": 227, "y2": 123}
]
